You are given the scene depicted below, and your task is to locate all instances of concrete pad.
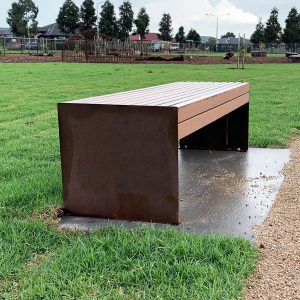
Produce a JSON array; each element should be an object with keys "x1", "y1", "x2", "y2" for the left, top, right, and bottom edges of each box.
[{"x1": 61, "y1": 148, "x2": 290, "y2": 240}]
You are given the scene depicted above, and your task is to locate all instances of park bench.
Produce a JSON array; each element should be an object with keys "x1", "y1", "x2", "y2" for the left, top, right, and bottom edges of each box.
[{"x1": 58, "y1": 82, "x2": 250, "y2": 225}]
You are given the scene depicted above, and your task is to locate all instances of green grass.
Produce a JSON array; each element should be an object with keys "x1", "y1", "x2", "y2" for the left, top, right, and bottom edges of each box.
[
  {"x1": 0, "y1": 225, "x2": 257, "y2": 299},
  {"x1": 1, "y1": 63, "x2": 298, "y2": 147},
  {"x1": 1, "y1": 62, "x2": 299, "y2": 299}
]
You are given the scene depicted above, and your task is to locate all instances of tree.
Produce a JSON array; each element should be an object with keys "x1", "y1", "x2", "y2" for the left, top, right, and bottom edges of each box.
[
  {"x1": 265, "y1": 7, "x2": 282, "y2": 44},
  {"x1": 186, "y1": 28, "x2": 201, "y2": 42},
  {"x1": 80, "y1": 0, "x2": 97, "y2": 31},
  {"x1": 221, "y1": 32, "x2": 235, "y2": 38},
  {"x1": 7, "y1": 0, "x2": 39, "y2": 37},
  {"x1": 7, "y1": 2, "x2": 25, "y2": 37},
  {"x1": 251, "y1": 18, "x2": 265, "y2": 46},
  {"x1": 159, "y1": 13, "x2": 173, "y2": 41},
  {"x1": 98, "y1": 0, "x2": 118, "y2": 38},
  {"x1": 282, "y1": 7, "x2": 300, "y2": 44},
  {"x1": 135, "y1": 7, "x2": 150, "y2": 41},
  {"x1": 118, "y1": 1, "x2": 134, "y2": 41},
  {"x1": 208, "y1": 37, "x2": 216, "y2": 51},
  {"x1": 175, "y1": 26, "x2": 186, "y2": 43},
  {"x1": 57, "y1": 0, "x2": 80, "y2": 35}
]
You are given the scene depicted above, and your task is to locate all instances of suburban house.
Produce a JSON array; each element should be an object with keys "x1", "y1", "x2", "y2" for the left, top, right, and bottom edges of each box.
[
  {"x1": 0, "y1": 28, "x2": 13, "y2": 38},
  {"x1": 217, "y1": 37, "x2": 250, "y2": 52},
  {"x1": 130, "y1": 33, "x2": 168, "y2": 52},
  {"x1": 38, "y1": 23, "x2": 68, "y2": 39},
  {"x1": 129, "y1": 33, "x2": 161, "y2": 42},
  {"x1": 201, "y1": 36, "x2": 214, "y2": 44}
]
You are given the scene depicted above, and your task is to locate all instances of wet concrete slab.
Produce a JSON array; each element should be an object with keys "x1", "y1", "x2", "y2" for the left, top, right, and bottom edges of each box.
[{"x1": 61, "y1": 148, "x2": 290, "y2": 240}]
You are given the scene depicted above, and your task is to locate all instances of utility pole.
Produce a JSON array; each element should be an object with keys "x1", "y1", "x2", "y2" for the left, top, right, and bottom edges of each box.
[{"x1": 205, "y1": 13, "x2": 230, "y2": 52}]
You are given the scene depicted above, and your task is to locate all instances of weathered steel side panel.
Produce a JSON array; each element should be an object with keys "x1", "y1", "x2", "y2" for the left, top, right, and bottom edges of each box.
[{"x1": 58, "y1": 104, "x2": 179, "y2": 224}]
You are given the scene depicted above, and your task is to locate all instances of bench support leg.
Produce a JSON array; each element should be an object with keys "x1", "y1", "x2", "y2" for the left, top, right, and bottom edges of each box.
[
  {"x1": 179, "y1": 103, "x2": 249, "y2": 151},
  {"x1": 58, "y1": 104, "x2": 180, "y2": 225}
]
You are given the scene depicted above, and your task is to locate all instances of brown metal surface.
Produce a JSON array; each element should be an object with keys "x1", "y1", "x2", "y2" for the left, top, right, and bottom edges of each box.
[
  {"x1": 58, "y1": 104, "x2": 179, "y2": 224},
  {"x1": 58, "y1": 82, "x2": 250, "y2": 224}
]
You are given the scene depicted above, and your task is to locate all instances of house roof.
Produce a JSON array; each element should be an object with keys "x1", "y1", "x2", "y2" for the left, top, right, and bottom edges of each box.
[
  {"x1": 0, "y1": 28, "x2": 12, "y2": 35},
  {"x1": 217, "y1": 37, "x2": 249, "y2": 45},
  {"x1": 130, "y1": 33, "x2": 160, "y2": 42},
  {"x1": 201, "y1": 36, "x2": 214, "y2": 43},
  {"x1": 38, "y1": 23, "x2": 67, "y2": 37}
]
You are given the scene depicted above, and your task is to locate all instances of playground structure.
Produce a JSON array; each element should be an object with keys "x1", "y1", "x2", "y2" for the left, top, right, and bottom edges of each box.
[{"x1": 62, "y1": 35, "x2": 153, "y2": 63}]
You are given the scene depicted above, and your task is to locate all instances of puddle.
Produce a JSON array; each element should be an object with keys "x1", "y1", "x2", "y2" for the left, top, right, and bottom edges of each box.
[{"x1": 179, "y1": 148, "x2": 290, "y2": 240}]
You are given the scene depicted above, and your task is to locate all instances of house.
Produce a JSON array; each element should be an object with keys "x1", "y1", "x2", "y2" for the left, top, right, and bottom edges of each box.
[
  {"x1": 0, "y1": 28, "x2": 13, "y2": 38},
  {"x1": 130, "y1": 33, "x2": 160, "y2": 42},
  {"x1": 217, "y1": 37, "x2": 250, "y2": 52},
  {"x1": 38, "y1": 23, "x2": 68, "y2": 39},
  {"x1": 201, "y1": 36, "x2": 214, "y2": 44}
]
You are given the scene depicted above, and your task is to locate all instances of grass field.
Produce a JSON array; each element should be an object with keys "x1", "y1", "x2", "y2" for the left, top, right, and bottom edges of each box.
[{"x1": 0, "y1": 62, "x2": 299, "y2": 299}]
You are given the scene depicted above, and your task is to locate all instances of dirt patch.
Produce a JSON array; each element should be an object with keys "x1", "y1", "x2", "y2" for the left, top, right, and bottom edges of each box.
[
  {"x1": 183, "y1": 56, "x2": 289, "y2": 65},
  {"x1": 244, "y1": 137, "x2": 300, "y2": 299},
  {"x1": 30, "y1": 205, "x2": 64, "y2": 227},
  {"x1": 0, "y1": 53, "x2": 62, "y2": 63},
  {"x1": 0, "y1": 53, "x2": 291, "y2": 64}
]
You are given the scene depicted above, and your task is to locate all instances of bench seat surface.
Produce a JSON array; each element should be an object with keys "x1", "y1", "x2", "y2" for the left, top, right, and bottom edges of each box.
[
  {"x1": 68, "y1": 82, "x2": 248, "y2": 107},
  {"x1": 66, "y1": 82, "x2": 249, "y2": 139}
]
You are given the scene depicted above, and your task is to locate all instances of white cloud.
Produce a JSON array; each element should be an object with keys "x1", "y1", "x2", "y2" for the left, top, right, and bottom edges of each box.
[
  {"x1": 144, "y1": 0, "x2": 259, "y2": 36},
  {"x1": 0, "y1": 0, "x2": 261, "y2": 37}
]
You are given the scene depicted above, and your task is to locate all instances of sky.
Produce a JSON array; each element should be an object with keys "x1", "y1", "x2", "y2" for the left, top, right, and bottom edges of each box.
[{"x1": 1, "y1": 0, "x2": 299, "y2": 38}]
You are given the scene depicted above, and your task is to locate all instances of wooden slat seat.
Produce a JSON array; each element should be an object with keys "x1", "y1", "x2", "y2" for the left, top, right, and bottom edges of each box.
[{"x1": 70, "y1": 82, "x2": 249, "y2": 140}]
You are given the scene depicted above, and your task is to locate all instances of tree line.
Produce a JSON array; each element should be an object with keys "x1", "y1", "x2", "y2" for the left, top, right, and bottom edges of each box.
[
  {"x1": 6, "y1": 0, "x2": 202, "y2": 42},
  {"x1": 251, "y1": 7, "x2": 300, "y2": 46},
  {"x1": 8, "y1": 1, "x2": 300, "y2": 45}
]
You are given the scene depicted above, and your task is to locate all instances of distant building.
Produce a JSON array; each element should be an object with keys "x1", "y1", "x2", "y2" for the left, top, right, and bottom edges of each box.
[
  {"x1": 38, "y1": 23, "x2": 69, "y2": 39},
  {"x1": 201, "y1": 36, "x2": 214, "y2": 44},
  {"x1": 130, "y1": 33, "x2": 160, "y2": 42},
  {"x1": 217, "y1": 37, "x2": 250, "y2": 52},
  {"x1": 0, "y1": 28, "x2": 13, "y2": 38}
]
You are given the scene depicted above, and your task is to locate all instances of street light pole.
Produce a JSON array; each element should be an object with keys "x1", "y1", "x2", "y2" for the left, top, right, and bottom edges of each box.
[
  {"x1": 216, "y1": 15, "x2": 218, "y2": 52},
  {"x1": 205, "y1": 13, "x2": 230, "y2": 52}
]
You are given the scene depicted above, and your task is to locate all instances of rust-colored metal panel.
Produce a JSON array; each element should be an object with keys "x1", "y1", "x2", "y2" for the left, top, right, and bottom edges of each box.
[{"x1": 58, "y1": 104, "x2": 180, "y2": 224}]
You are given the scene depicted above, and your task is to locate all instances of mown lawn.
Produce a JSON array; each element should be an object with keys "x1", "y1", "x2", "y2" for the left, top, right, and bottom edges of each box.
[{"x1": 1, "y1": 62, "x2": 299, "y2": 299}]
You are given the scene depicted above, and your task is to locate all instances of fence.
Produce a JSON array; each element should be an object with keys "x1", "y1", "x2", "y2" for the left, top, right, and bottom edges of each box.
[
  {"x1": 0, "y1": 37, "x2": 67, "y2": 55},
  {"x1": 174, "y1": 41, "x2": 300, "y2": 55},
  {"x1": 250, "y1": 43, "x2": 300, "y2": 54},
  {"x1": 63, "y1": 38, "x2": 156, "y2": 63},
  {"x1": 1, "y1": 36, "x2": 299, "y2": 57}
]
